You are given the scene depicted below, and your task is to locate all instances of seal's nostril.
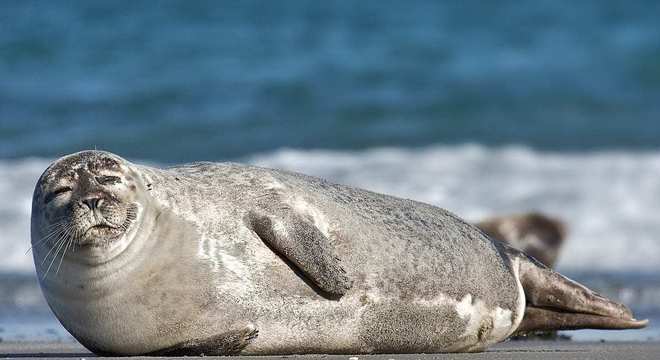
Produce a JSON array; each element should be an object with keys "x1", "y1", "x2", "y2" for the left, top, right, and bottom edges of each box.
[{"x1": 82, "y1": 197, "x2": 101, "y2": 210}]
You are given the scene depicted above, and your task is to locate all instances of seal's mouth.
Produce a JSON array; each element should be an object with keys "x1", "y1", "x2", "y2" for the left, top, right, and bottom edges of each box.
[
  {"x1": 78, "y1": 223, "x2": 123, "y2": 247},
  {"x1": 84, "y1": 223, "x2": 121, "y2": 237},
  {"x1": 75, "y1": 203, "x2": 138, "y2": 247}
]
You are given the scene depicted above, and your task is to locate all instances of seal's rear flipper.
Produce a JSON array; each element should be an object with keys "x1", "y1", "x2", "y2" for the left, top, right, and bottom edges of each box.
[
  {"x1": 516, "y1": 255, "x2": 648, "y2": 332},
  {"x1": 518, "y1": 306, "x2": 648, "y2": 333}
]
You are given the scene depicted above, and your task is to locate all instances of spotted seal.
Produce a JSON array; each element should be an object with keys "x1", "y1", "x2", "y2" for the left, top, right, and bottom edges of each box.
[
  {"x1": 31, "y1": 151, "x2": 647, "y2": 355},
  {"x1": 476, "y1": 212, "x2": 566, "y2": 268}
]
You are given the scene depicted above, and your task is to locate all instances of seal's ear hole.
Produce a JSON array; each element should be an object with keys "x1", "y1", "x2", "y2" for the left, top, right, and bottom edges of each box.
[{"x1": 44, "y1": 187, "x2": 72, "y2": 204}]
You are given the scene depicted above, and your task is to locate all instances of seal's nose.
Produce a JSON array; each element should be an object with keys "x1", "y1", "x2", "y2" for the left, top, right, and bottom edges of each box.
[{"x1": 81, "y1": 196, "x2": 103, "y2": 210}]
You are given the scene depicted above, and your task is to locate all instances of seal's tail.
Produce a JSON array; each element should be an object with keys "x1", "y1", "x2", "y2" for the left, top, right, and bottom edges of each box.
[{"x1": 515, "y1": 254, "x2": 648, "y2": 333}]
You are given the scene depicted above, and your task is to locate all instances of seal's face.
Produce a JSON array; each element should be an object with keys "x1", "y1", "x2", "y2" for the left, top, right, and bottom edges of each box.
[{"x1": 34, "y1": 151, "x2": 141, "y2": 251}]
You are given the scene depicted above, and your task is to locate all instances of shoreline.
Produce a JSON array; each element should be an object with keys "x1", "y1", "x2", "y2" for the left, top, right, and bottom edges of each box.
[{"x1": 1, "y1": 341, "x2": 659, "y2": 360}]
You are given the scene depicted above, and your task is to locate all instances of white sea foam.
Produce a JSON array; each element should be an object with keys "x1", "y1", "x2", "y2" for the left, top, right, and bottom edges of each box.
[
  {"x1": 3, "y1": 144, "x2": 660, "y2": 273},
  {"x1": 0, "y1": 158, "x2": 49, "y2": 274}
]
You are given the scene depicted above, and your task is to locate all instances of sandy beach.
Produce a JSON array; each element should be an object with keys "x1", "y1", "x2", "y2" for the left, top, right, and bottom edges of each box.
[{"x1": 1, "y1": 341, "x2": 659, "y2": 360}]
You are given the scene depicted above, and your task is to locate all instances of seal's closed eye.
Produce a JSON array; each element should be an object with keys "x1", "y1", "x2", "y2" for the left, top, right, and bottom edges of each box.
[
  {"x1": 96, "y1": 175, "x2": 121, "y2": 185},
  {"x1": 44, "y1": 187, "x2": 72, "y2": 204}
]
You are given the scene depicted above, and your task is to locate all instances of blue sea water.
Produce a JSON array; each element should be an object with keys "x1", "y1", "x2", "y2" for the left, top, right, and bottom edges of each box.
[
  {"x1": 1, "y1": 0, "x2": 659, "y2": 344},
  {"x1": 1, "y1": 0, "x2": 660, "y2": 161}
]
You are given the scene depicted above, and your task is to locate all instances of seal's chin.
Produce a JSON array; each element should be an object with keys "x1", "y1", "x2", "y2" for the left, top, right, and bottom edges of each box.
[{"x1": 78, "y1": 224, "x2": 126, "y2": 246}]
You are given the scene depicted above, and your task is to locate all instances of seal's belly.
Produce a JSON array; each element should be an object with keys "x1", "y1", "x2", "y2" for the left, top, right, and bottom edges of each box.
[{"x1": 245, "y1": 288, "x2": 523, "y2": 354}]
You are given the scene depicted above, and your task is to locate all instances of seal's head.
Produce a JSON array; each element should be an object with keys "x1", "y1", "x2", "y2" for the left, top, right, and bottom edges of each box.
[{"x1": 32, "y1": 151, "x2": 146, "y2": 263}]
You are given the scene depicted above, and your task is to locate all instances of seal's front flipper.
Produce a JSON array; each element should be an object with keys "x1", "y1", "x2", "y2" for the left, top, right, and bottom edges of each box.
[
  {"x1": 516, "y1": 255, "x2": 648, "y2": 332},
  {"x1": 149, "y1": 326, "x2": 259, "y2": 356},
  {"x1": 246, "y1": 210, "x2": 352, "y2": 297}
]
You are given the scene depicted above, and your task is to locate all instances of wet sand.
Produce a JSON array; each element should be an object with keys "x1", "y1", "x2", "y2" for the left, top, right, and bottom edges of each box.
[{"x1": 1, "y1": 341, "x2": 659, "y2": 360}]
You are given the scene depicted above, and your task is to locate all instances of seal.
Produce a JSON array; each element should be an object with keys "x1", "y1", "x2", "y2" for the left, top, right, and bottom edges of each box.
[
  {"x1": 476, "y1": 212, "x2": 566, "y2": 268},
  {"x1": 31, "y1": 151, "x2": 647, "y2": 355}
]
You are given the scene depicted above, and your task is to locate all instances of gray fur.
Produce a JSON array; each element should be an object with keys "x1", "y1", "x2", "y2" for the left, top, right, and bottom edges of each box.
[{"x1": 31, "y1": 151, "x2": 644, "y2": 356}]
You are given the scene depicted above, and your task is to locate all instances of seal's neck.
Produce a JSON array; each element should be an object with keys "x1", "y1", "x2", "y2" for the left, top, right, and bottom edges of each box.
[{"x1": 38, "y1": 201, "x2": 161, "y2": 290}]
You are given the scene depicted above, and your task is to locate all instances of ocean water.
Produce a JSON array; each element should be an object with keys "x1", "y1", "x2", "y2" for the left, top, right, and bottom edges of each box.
[
  {"x1": 1, "y1": 0, "x2": 659, "y2": 344},
  {"x1": 2, "y1": 0, "x2": 660, "y2": 161}
]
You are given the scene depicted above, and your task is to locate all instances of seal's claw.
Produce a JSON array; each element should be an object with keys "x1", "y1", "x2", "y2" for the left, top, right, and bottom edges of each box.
[{"x1": 246, "y1": 328, "x2": 259, "y2": 341}]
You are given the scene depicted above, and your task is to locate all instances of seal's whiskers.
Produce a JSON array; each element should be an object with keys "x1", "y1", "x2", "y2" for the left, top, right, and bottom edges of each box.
[
  {"x1": 55, "y1": 238, "x2": 72, "y2": 276},
  {"x1": 43, "y1": 227, "x2": 72, "y2": 279},
  {"x1": 39, "y1": 232, "x2": 68, "y2": 267},
  {"x1": 26, "y1": 220, "x2": 68, "y2": 254}
]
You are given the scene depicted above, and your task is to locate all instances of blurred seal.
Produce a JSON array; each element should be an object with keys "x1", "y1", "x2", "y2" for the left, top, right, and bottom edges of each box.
[
  {"x1": 476, "y1": 212, "x2": 566, "y2": 268},
  {"x1": 31, "y1": 151, "x2": 646, "y2": 356}
]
